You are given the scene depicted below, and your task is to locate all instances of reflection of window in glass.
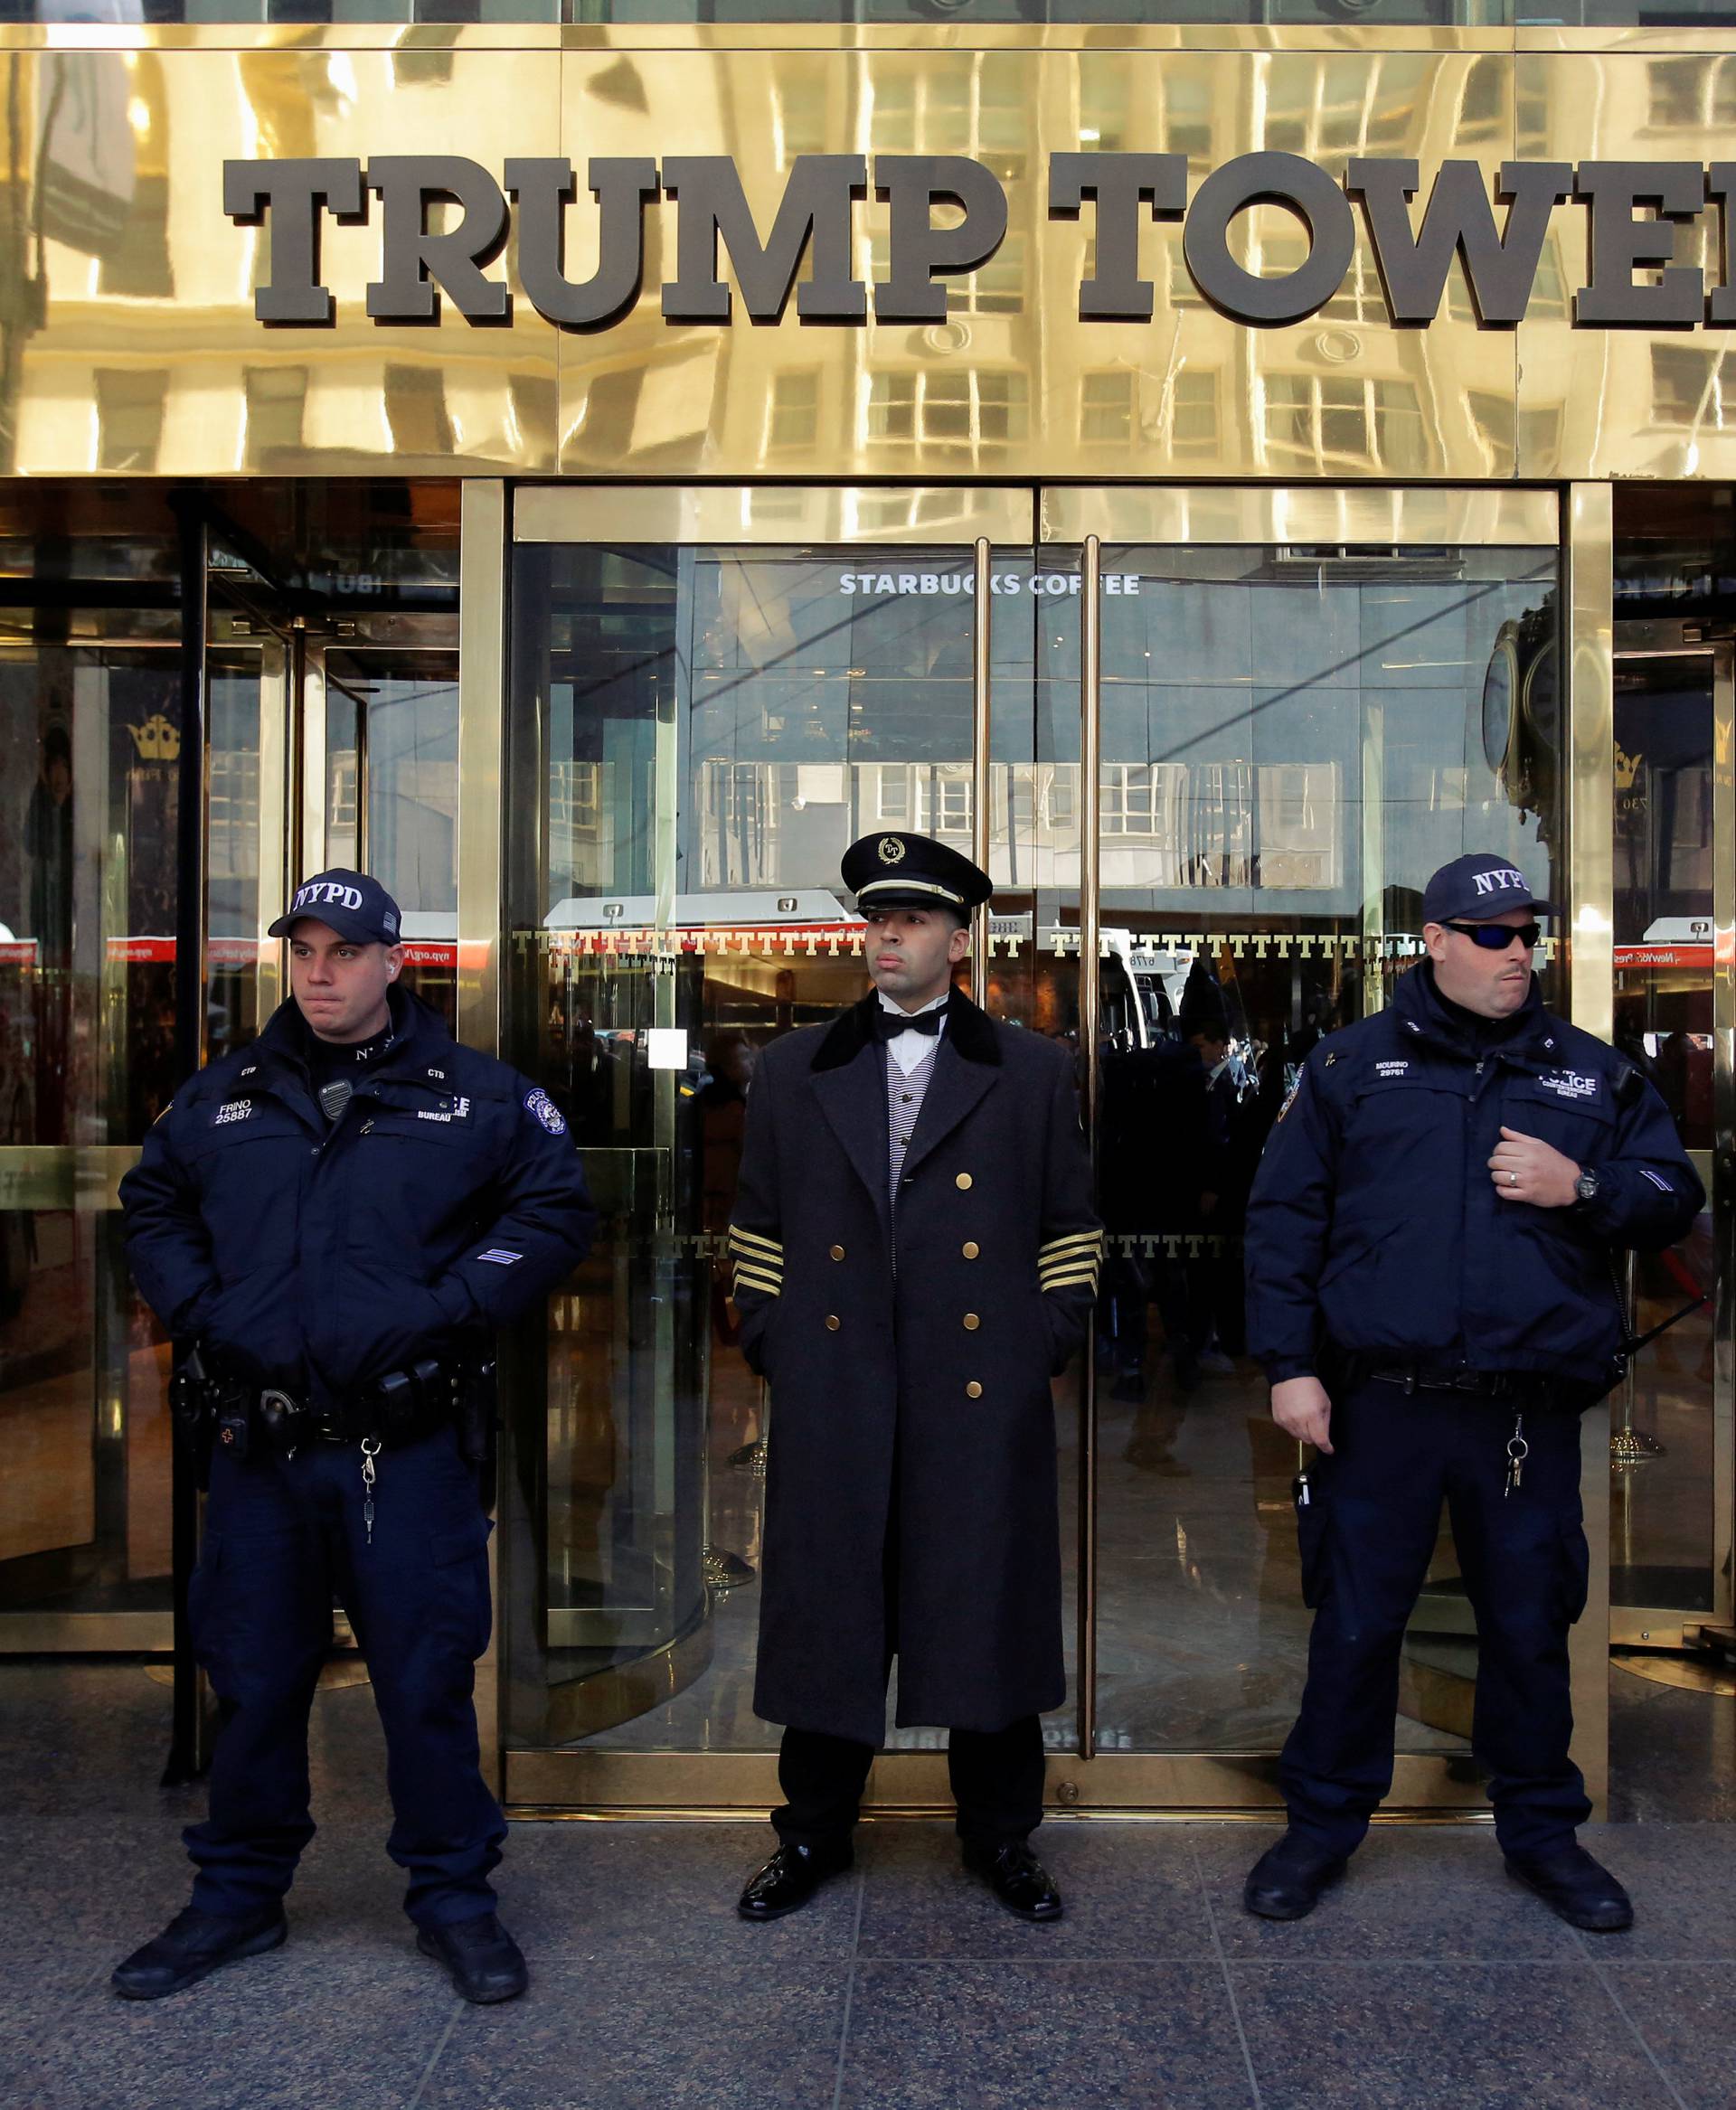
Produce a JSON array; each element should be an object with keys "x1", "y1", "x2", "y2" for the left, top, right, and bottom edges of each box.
[
  {"x1": 1321, "y1": 237, "x2": 1385, "y2": 324},
  {"x1": 1257, "y1": 763, "x2": 1341, "y2": 890},
  {"x1": 327, "y1": 751, "x2": 359, "y2": 868},
  {"x1": 1192, "y1": 761, "x2": 1254, "y2": 888},
  {"x1": 949, "y1": 232, "x2": 1024, "y2": 316},
  {"x1": 1468, "y1": 390, "x2": 1516, "y2": 467},
  {"x1": 1167, "y1": 248, "x2": 1202, "y2": 308},
  {"x1": 1645, "y1": 54, "x2": 1736, "y2": 129},
  {"x1": 95, "y1": 371, "x2": 167, "y2": 473},
  {"x1": 1101, "y1": 763, "x2": 1158, "y2": 836},
  {"x1": 769, "y1": 370, "x2": 819, "y2": 451},
  {"x1": 867, "y1": 371, "x2": 1026, "y2": 448},
  {"x1": 1519, "y1": 403, "x2": 1563, "y2": 462},
  {"x1": 1652, "y1": 344, "x2": 1736, "y2": 428},
  {"x1": 1163, "y1": 75, "x2": 1211, "y2": 162},
  {"x1": 1459, "y1": 55, "x2": 1505, "y2": 138},
  {"x1": 1081, "y1": 371, "x2": 1133, "y2": 444},
  {"x1": 874, "y1": 766, "x2": 971, "y2": 834},
  {"x1": 207, "y1": 750, "x2": 260, "y2": 882},
  {"x1": 775, "y1": 83, "x2": 829, "y2": 162},
  {"x1": 698, "y1": 759, "x2": 772, "y2": 888},
  {"x1": 869, "y1": 60, "x2": 1024, "y2": 182},
  {"x1": 1373, "y1": 380, "x2": 1427, "y2": 474},
  {"x1": 1263, "y1": 373, "x2": 1424, "y2": 473},
  {"x1": 385, "y1": 366, "x2": 454, "y2": 457},
  {"x1": 1172, "y1": 371, "x2": 1220, "y2": 458},
  {"x1": 1080, "y1": 73, "x2": 1129, "y2": 154},
  {"x1": 243, "y1": 366, "x2": 307, "y2": 457}
]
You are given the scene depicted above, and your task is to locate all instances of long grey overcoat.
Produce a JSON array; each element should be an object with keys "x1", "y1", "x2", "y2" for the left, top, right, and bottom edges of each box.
[{"x1": 729, "y1": 988, "x2": 1101, "y2": 1746}]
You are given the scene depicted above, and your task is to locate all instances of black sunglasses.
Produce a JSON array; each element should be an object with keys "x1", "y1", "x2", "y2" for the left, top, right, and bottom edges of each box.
[{"x1": 1441, "y1": 919, "x2": 1542, "y2": 952}]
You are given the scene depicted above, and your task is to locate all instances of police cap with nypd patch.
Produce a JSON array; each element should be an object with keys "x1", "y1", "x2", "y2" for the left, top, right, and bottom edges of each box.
[
  {"x1": 840, "y1": 832, "x2": 993, "y2": 918},
  {"x1": 269, "y1": 868, "x2": 403, "y2": 947},
  {"x1": 1420, "y1": 852, "x2": 1558, "y2": 927}
]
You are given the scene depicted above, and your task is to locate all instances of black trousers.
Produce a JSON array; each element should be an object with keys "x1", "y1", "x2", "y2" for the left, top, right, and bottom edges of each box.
[
  {"x1": 773, "y1": 1717, "x2": 1045, "y2": 1851},
  {"x1": 1280, "y1": 1380, "x2": 1592, "y2": 1859}
]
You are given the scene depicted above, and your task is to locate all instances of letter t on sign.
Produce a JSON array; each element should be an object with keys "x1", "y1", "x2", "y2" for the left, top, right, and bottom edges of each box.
[
  {"x1": 223, "y1": 159, "x2": 365, "y2": 324},
  {"x1": 1049, "y1": 154, "x2": 1187, "y2": 320}
]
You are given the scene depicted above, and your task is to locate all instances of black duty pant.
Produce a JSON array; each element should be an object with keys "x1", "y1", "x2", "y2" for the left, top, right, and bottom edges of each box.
[
  {"x1": 1281, "y1": 1380, "x2": 1592, "y2": 1860},
  {"x1": 186, "y1": 1424, "x2": 505, "y2": 1928},
  {"x1": 774, "y1": 1717, "x2": 1045, "y2": 1851}
]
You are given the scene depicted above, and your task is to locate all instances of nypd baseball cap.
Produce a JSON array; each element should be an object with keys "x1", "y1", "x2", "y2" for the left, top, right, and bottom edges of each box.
[
  {"x1": 1420, "y1": 852, "x2": 1558, "y2": 926},
  {"x1": 269, "y1": 868, "x2": 402, "y2": 947}
]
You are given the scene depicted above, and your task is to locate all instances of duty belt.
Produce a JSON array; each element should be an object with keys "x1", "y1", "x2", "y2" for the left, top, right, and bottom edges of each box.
[
  {"x1": 1367, "y1": 1364, "x2": 1556, "y2": 1403},
  {"x1": 227, "y1": 1359, "x2": 458, "y2": 1458}
]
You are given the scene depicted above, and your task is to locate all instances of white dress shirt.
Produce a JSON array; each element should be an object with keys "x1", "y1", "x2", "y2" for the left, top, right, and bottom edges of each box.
[{"x1": 878, "y1": 991, "x2": 949, "y2": 1077}]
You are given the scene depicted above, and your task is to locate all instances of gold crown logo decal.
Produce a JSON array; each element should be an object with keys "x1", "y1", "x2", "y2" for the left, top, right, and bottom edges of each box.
[
  {"x1": 1614, "y1": 744, "x2": 1641, "y2": 792},
  {"x1": 127, "y1": 713, "x2": 180, "y2": 763}
]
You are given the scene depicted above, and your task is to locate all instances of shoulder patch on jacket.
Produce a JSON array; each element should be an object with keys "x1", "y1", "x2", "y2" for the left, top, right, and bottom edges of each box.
[{"x1": 524, "y1": 1088, "x2": 567, "y2": 1136}]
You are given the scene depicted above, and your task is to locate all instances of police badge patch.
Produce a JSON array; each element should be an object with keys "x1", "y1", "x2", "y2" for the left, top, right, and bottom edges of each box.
[{"x1": 524, "y1": 1088, "x2": 567, "y2": 1136}]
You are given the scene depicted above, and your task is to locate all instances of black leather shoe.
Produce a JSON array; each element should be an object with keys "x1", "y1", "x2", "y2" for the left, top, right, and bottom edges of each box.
[
  {"x1": 417, "y1": 1913, "x2": 529, "y2": 2002},
  {"x1": 1505, "y1": 1844, "x2": 1633, "y2": 1933},
  {"x1": 737, "y1": 1841, "x2": 853, "y2": 1922},
  {"x1": 1242, "y1": 1833, "x2": 1346, "y2": 1921},
  {"x1": 111, "y1": 1904, "x2": 287, "y2": 2000},
  {"x1": 963, "y1": 1840, "x2": 1064, "y2": 1923}
]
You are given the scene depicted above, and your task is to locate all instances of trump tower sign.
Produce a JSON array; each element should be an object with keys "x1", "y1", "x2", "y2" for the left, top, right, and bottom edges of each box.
[{"x1": 223, "y1": 152, "x2": 1736, "y2": 334}]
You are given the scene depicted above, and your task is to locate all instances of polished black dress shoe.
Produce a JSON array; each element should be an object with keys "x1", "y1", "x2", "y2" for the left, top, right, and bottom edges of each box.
[
  {"x1": 112, "y1": 1904, "x2": 287, "y2": 1999},
  {"x1": 1505, "y1": 1843, "x2": 1633, "y2": 1932},
  {"x1": 417, "y1": 1912, "x2": 530, "y2": 2002},
  {"x1": 963, "y1": 1841, "x2": 1064, "y2": 1923},
  {"x1": 1242, "y1": 1833, "x2": 1346, "y2": 1921},
  {"x1": 737, "y1": 1841, "x2": 853, "y2": 1922}
]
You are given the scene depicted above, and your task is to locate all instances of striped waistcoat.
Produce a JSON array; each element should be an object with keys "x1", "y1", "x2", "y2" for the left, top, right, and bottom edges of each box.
[{"x1": 886, "y1": 1040, "x2": 939, "y2": 1230}]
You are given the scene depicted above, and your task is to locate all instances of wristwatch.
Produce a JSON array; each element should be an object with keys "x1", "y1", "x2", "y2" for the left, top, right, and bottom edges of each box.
[{"x1": 1572, "y1": 1167, "x2": 1602, "y2": 1210}]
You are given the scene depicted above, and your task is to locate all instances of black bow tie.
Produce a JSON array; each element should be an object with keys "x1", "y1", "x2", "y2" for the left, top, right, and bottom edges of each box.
[{"x1": 874, "y1": 1006, "x2": 945, "y2": 1043}]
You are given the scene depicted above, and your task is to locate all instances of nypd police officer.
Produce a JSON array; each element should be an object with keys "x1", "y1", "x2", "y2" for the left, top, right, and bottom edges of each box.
[
  {"x1": 731, "y1": 833, "x2": 1100, "y2": 1923},
  {"x1": 113, "y1": 871, "x2": 595, "y2": 2002},
  {"x1": 1243, "y1": 853, "x2": 1702, "y2": 1928}
]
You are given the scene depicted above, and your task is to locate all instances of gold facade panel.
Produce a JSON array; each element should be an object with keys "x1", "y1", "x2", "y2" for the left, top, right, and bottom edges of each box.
[
  {"x1": 1042, "y1": 485, "x2": 1560, "y2": 548},
  {"x1": 513, "y1": 482, "x2": 1033, "y2": 545},
  {"x1": 0, "y1": 33, "x2": 1726, "y2": 482},
  {"x1": 1515, "y1": 53, "x2": 1736, "y2": 482},
  {"x1": 1, "y1": 49, "x2": 561, "y2": 479},
  {"x1": 553, "y1": 46, "x2": 1518, "y2": 483}
]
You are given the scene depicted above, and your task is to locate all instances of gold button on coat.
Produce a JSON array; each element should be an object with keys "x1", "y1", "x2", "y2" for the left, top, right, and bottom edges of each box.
[
  {"x1": 961, "y1": 1241, "x2": 979, "y2": 1259},
  {"x1": 965, "y1": 1380, "x2": 983, "y2": 1399},
  {"x1": 825, "y1": 1314, "x2": 841, "y2": 1331},
  {"x1": 829, "y1": 1245, "x2": 845, "y2": 1260},
  {"x1": 956, "y1": 1173, "x2": 973, "y2": 1190},
  {"x1": 963, "y1": 1313, "x2": 980, "y2": 1330}
]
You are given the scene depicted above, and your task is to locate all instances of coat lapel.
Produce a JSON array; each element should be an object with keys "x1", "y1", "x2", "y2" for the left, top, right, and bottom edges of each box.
[
  {"x1": 897, "y1": 1036, "x2": 997, "y2": 1183},
  {"x1": 810, "y1": 996, "x2": 893, "y2": 1239}
]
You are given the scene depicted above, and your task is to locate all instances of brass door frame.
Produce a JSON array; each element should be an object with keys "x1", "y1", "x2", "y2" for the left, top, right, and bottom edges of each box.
[
  {"x1": 495, "y1": 479, "x2": 1593, "y2": 1822},
  {"x1": 1604, "y1": 621, "x2": 1735, "y2": 1658},
  {"x1": 0, "y1": 629, "x2": 291, "y2": 1653}
]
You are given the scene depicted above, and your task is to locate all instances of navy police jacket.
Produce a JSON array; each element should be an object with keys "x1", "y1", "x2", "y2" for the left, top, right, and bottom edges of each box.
[
  {"x1": 119, "y1": 988, "x2": 596, "y2": 1401},
  {"x1": 1245, "y1": 965, "x2": 1703, "y2": 1393}
]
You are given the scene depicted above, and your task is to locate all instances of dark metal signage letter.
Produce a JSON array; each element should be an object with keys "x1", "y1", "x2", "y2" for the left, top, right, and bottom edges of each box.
[
  {"x1": 1708, "y1": 164, "x2": 1736, "y2": 325},
  {"x1": 1574, "y1": 162, "x2": 1705, "y2": 326},
  {"x1": 873, "y1": 156, "x2": 1008, "y2": 323},
  {"x1": 364, "y1": 156, "x2": 511, "y2": 324},
  {"x1": 1182, "y1": 152, "x2": 1354, "y2": 326},
  {"x1": 223, "y1": 157, "x2": 363, "y2": 325},
  {"x1": 1348, "y1": 158, "x2": 1571, "y2": 326},
  {"x1": 1049, "y1": 153, "x2": 1187, "y2": 321},
  {"x1": 505, "y1": 157, "x2": 658, "y2": 330},
  {"x1": 661, "y1": 155, "x2": 866, "y2": 323}
]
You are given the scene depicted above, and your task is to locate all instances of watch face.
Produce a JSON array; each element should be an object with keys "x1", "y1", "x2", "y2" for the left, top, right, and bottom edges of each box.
[{"x1": 1483, "y1": 629, "x2": 1519, "y2": 775}]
